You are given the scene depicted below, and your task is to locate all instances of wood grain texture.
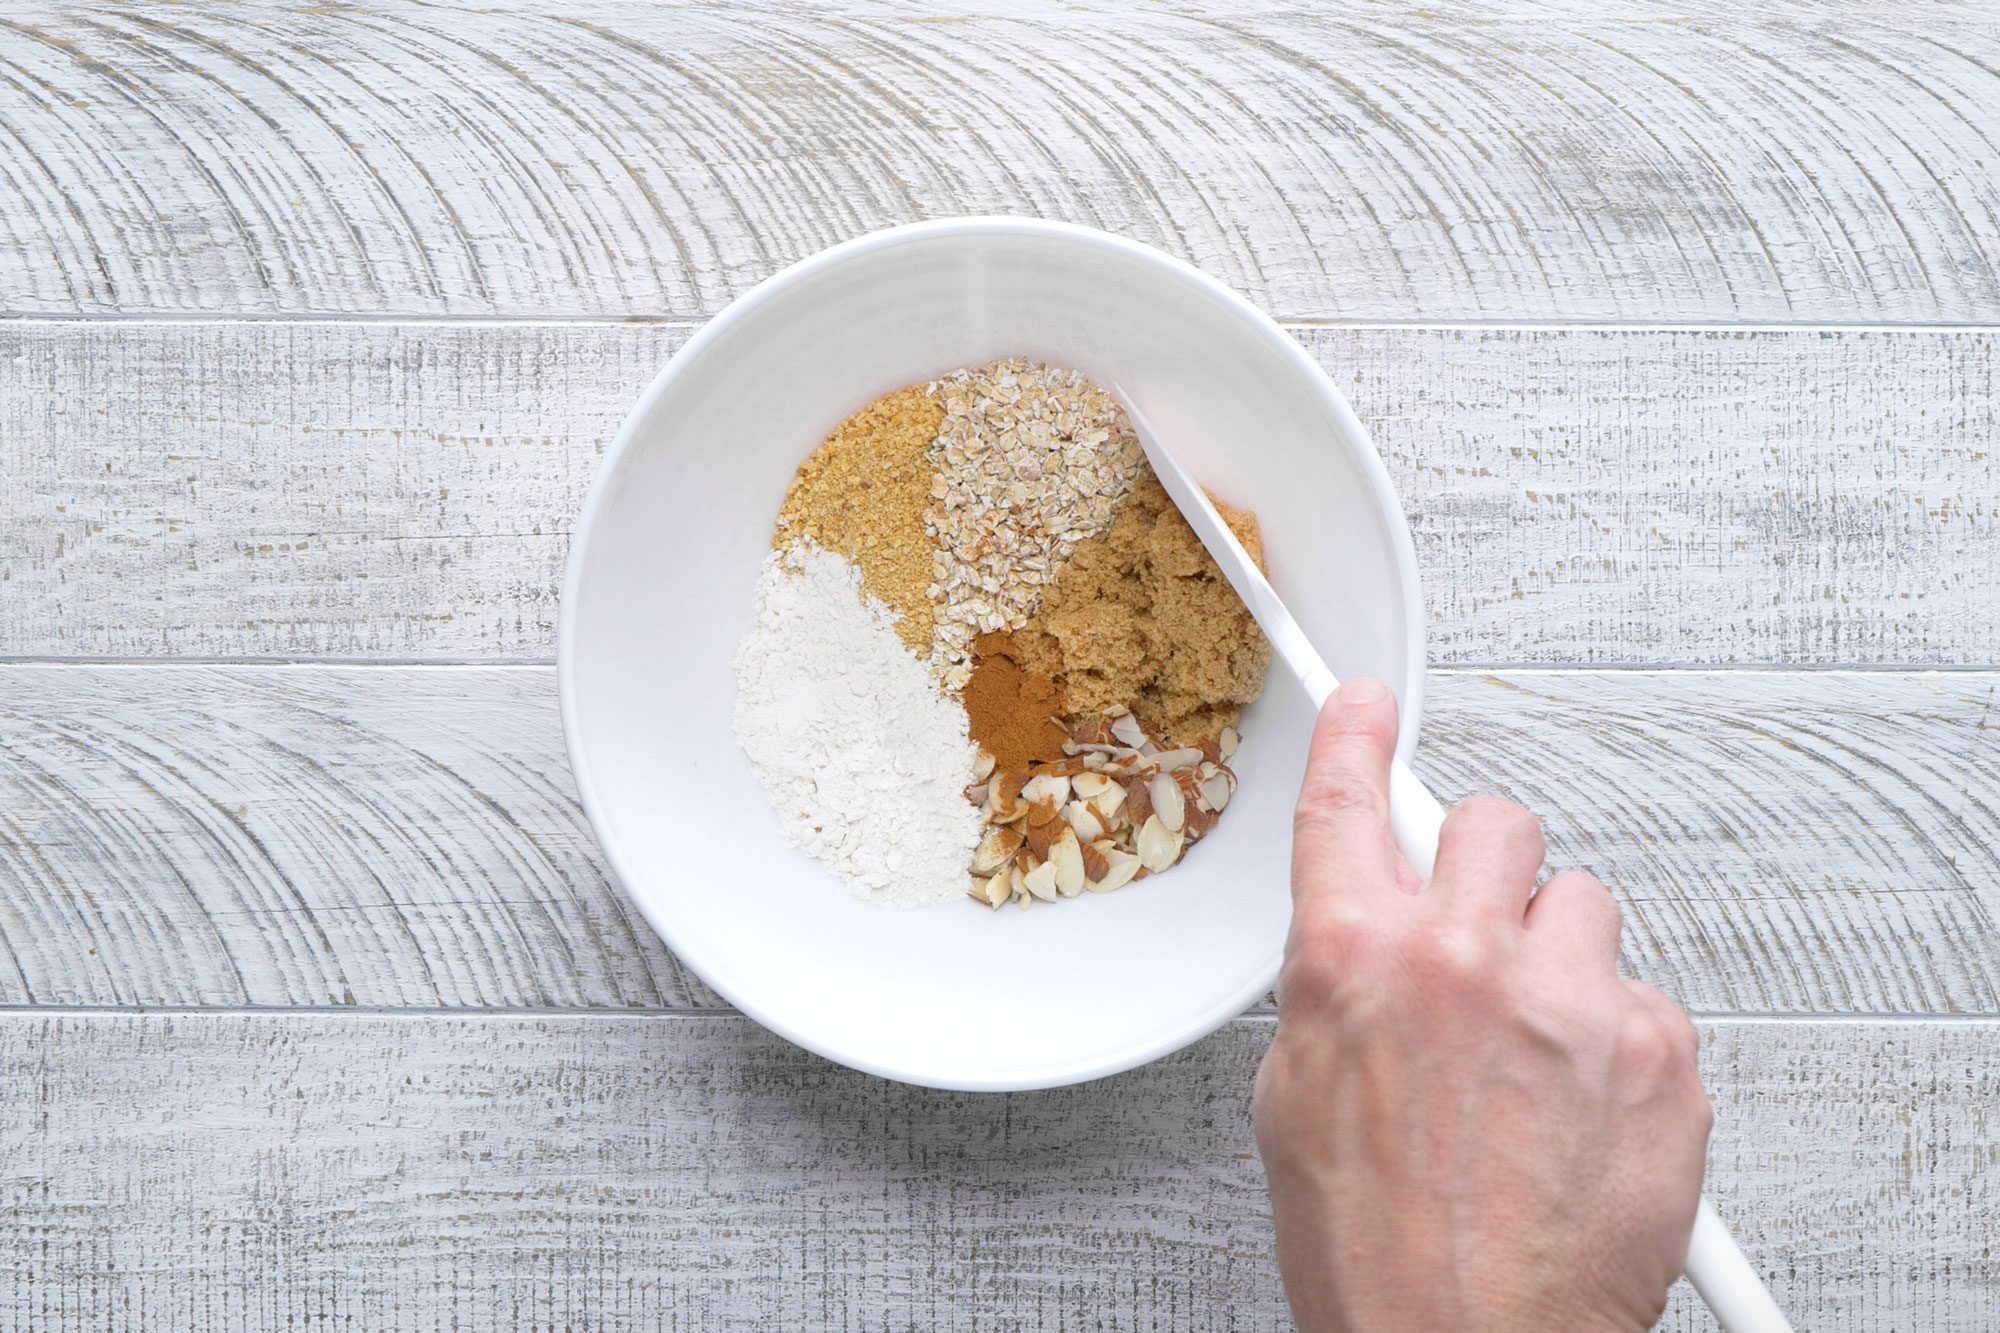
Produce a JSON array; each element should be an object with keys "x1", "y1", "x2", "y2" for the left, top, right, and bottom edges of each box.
[
  {"x1": 2, "y1": 664, "x2": 1994, "y2": 1014},
  {"x1": 7, "y1": 321, "x2": 1996, "y2": 663},
  {"x1": 3, "y1": 2, "x2": 2000, "y2": 321},
  {"x1": 0, "y1": 1013, "x2": 1991, "y2": 1330}
]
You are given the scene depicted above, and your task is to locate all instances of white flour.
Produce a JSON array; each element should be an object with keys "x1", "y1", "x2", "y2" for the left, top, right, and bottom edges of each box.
[{"x1": 733, "y1": 542, "x2": 981, "y2": 908}]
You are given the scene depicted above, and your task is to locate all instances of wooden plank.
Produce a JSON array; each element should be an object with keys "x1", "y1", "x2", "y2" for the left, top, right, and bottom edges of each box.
[
  {"x1": 6, "y1": 321, "x2": 1996, "y2": 663},
  {"x1": 0, "y1": 1013, "x2": 1989, "y2": 1330},
  {"x1": 2, "y1": 2, "x2": 1998, "y2": 322},
  {"x1": 2, "y1": 665, "x2": 1994, "y2": 1015}
]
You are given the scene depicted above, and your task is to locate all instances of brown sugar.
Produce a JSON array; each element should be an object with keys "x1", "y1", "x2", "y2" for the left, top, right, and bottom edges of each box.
[
  {"x1": 1017, "y1": 475, "x2": 1272, "y2": 747},
  {"x1": 774, "y1": 385, "x2": 944, "y2": 652},
  {"x1": 962, "y1": 631, "x2": 1070, "y2": 772}
]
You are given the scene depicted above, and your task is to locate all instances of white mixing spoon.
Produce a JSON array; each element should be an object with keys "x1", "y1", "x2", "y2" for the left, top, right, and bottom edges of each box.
[{"x1": 1115, "y1": 387, "x2": 1792, "y2": 1333}]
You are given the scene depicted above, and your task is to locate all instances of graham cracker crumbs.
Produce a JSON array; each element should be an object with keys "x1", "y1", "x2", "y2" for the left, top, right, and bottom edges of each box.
[{"x1": 774, "y1": 386, "x2": 946, "y2": 652}]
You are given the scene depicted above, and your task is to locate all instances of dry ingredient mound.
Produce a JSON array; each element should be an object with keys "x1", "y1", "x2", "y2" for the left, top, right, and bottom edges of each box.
[
  {"x1": 772, "y1": 386, "x2": 945, "y2": 653},
  {"x1": 1014, "y1": 476, "x2": 1273, "y2": 748},
  {"x1": 732, "y1": 541, "x2": 980, "y2": 908},
  {"x1": 963, "y1": 630, "x2": 1069, "y2": 773},
  {"x1": 924, "y1": 359, "x2": 1145, "y2": 692},
  {"x1": 741, "y1": 358, "x2": 1272, "y2": 913}
]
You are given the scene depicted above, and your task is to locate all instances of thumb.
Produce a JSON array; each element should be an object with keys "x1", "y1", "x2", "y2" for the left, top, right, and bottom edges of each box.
[{"x1": 1291, "y1": 678, "x2": 1404, "y2": 916}]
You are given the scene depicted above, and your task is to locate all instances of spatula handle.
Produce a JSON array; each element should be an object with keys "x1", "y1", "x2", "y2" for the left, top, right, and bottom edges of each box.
[
  {"x1": 1685, "y1": 1200, "x2": 1793, "y2": 1331},
  {"x1": 1298, "y1": 670, "x2": 1790, "y2": 1331}
]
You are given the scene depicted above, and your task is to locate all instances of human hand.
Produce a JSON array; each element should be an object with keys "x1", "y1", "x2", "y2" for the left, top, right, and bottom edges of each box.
[{"x1": 1252, "y1": 678, "x2": 1712, "y2": 1332}]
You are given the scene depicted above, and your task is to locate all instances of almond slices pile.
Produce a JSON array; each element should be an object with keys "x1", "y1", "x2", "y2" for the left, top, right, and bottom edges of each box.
[{"x1": 965, "y1": 707, "x2": 1240, "y2": 909}]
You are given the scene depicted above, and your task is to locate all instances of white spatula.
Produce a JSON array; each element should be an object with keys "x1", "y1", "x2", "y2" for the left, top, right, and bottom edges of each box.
[{"x1": 1114, "y1": 387, "x2": 1791, "y2": 1333}]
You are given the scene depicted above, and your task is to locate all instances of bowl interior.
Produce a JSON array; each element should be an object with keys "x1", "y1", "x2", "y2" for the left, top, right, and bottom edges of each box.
[{"x1": 564, "y1": 223, "x2": 1421, "y2": 1090}]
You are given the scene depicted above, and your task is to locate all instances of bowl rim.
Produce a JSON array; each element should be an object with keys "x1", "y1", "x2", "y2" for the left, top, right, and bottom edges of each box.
[{"x1": 558, "y1": 216, "x2": 1427, "y2": 1090}]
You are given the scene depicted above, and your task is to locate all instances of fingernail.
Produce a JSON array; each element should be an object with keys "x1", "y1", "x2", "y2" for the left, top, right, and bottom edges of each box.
[{"x1": 1337, "y1": 677, "x2": 1387, "y2": 705}]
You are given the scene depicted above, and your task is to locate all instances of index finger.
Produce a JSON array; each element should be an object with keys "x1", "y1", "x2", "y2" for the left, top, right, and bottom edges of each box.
[{"x1": 1291, "y1": 678, "x2": 1406, "y2": 919}]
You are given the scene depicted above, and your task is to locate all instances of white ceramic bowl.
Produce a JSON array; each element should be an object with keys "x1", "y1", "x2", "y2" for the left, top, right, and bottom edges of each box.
[{"x1": 560, "y1": 219, "x2": 1424, "y2": 1091}]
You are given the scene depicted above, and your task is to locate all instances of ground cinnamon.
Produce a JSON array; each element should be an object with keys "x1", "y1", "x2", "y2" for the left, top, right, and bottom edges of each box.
[{"x1": 963, "y1": 631, "x2": 1069, "y2": 772}]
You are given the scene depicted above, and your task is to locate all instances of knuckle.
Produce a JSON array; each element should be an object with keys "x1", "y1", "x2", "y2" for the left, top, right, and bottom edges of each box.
[
  {"x1": 1455, "y1": 794, "x2": 1542, "y2": 839},
  {"x1": 1443, "y1": 795, "x2": 1546, "y2": 868},
  {"x1": 1615, "y1": 1006, "x2": 1678, "y2": 1071},
  {"x1": 1410, "y1": 921, "x2": 1498, "y2": 991},
  {"x1": 1282, "y1": 907, "x2": 1400, "y2": 1011},
  {"x1": 1294, "y1": 774, "x2": 1387, "y2": 834},
  {"x1": 1673, "y1": 1012, "x2": 1703, "y2": 1065},
  {"x1": 1279, "y1": 944, "x2": 1348, "y2": 1012},
  {"x1": 1301, "y1": 901, "x2": 1378, "y2": 957},
  {"x1": 1545, "y1": 870, "x2": 1622, "y2": 926}
]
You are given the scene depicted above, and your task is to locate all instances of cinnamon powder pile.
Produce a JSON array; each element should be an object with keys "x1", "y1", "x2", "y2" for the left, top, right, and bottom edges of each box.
[{"x1": 962, "y1": 631, "x2": 1069, "y2": 772}]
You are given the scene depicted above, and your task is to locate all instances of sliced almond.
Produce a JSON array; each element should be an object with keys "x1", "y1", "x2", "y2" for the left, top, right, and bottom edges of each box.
[
  {"x1": 1069, "y1": 715, "x2": 1115, "y2": 747},
  {"x1": 988, "y1": 771, "x2": 1028, "y2": 824},
  {"x1": 972, "y1": 826, "x2": 1025, "y2": 875},
  {"x1": 1140, "y1": 746, "x2": 1205, "y2": 773},
  {"x1": 1021, "y1": 773, "x2": 1072, "y2": 807},
  {"x1": 1081, "y1": 752, "x2": 1108, "y2": 772},
  {"x1": 1024, "y1": 816, "x2": 1058, "y2": 860},
  {"x1": 1063, "y1": 799, "x2": 1106, "y2": 843},
  {"x1": 1123, "y1": 775, "x2": 1154, "y2": 828},
  {"x1": 1183, "y1": 802, "x2": 1213, "y2": 841},
  {"x1": 1199, "y1": 770, "x2": 1232, "y2": 812},
  {"x1": 981, "y1": 870, "x2": 1011, "y2": 908},
  {"x1": 1091, "y1": 780, "x2": 1127, "y2": 817},
  {"x1": 1070, "y1": 771, "x2": 1114, "y2": 801},
  {"x1": 1149, "y1": 772, "x2": 1186, "y2": 834},
  {"x1": 1078, "y1": 839, "x2": 1111, "y2": 884},
  {"x1": 1136, "y1": 815, "x2": 1184, "y2": 872},
  {"x1": 1219, "y1": 726, "x2": 1240, "y2": 762},
  {"x1": 1048, "y1": 828, "x2": 1086, "y2": 896},
  {"x1": 1022, "y1": 858, "x2": 1060, "y2": 902},
  {"x1": 973, "y1": 747, "x2": 997, "y2": 782},
  {"x1": 1109, "y1": 711, "x2": 1147, "y2": 749},
  {"x1": 1025, "y1": 795, "x2": 1063, "y2": 828},
  {"x1": 1090, "y1": 847, "x2": 1143, "y2": 892},
  {"x1": 1101, "y1": 752, "x2": 1143, "y2": 777}
]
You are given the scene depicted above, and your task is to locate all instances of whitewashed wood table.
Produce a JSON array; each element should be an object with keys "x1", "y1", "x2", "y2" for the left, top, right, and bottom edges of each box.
[{"x1": 2, "y1": 3, "x2": 1996, "y2": 1328}]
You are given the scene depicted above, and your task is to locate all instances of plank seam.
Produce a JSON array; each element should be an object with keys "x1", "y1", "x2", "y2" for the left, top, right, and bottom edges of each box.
[
  {"x1": 7, "y1": 313, "x2": 2000, "y2": 334},
  {"x1": 2, "y1": 1005, "x2": 1995, "y2": 1023}
]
